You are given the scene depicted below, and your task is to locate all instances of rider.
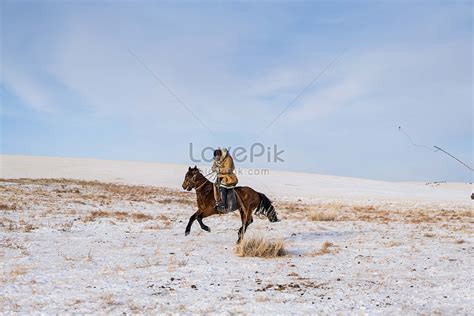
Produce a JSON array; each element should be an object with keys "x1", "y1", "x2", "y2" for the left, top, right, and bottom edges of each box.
[{"x1": 212, "y1": 148, "x2": 238, "y2": 212}]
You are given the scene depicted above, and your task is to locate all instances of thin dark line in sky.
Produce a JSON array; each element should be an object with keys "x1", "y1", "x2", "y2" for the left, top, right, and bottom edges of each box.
[
  {"x1": 259, "y1": 48, "x2": 347, "y2": 134},
  {"x1": 399, "y1": 127, "x2": 473, "y2": 171},
  {"x1": 398, "y1": 126, "x2": 432, "y2": 151},
  {"x1": 128, "y1": 48, "x2": 215, "y2": 136},
  {"x1": 434, "y1": 146, "x2": 473, "y2": 171}
]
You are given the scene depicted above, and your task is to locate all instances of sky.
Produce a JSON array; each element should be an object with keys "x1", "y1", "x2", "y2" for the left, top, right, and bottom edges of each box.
[{"x1": 1, "y1": 1, "x2": 472, "y2": 182}]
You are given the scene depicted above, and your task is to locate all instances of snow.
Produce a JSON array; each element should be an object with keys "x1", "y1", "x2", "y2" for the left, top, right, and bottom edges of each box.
[{"x1": 1, "y1": 155, "x2": 473, "y2": 314}]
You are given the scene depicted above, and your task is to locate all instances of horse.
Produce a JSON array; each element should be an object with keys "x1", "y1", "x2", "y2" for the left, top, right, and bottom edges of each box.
[{"x1": 181, "y1": 166, "x2": 279, "y2": 244}]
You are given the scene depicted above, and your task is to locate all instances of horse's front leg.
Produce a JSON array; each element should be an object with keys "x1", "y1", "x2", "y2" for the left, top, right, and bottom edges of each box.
[
  {"x1": 197, "y1": 216, "x2": 211, "y2": 232},
  {"x1": 197, "y1": 207, "x2": 217, "y2": 233},
  {"x1": 185, "y1": 212, "x2": 198, "y2": 236}
]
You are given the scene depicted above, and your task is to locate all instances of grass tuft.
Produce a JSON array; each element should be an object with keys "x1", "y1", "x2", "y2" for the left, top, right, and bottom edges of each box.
[
  {"x1": 235, "y1": 236, "x2": 285, "y2": 258},
  {"x1": 0, "y1": 203, "x2": 17, "y2": 211},
  {"x1": 82, "y1": 210, "x2": 153, "y2": 222},
  {"x1": 8, "y1": 265, "x2": 30, "y2": 280},
  {"x1": 309, "y1": 210, "x2": 337, "y2": 221},
  {"x1": 311, "y1": 241, "x2": 338, "y2": 256}
]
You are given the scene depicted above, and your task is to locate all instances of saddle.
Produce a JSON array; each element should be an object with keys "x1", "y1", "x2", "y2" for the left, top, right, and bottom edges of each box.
[{"x1": 215, "y1": 185, "x2": 238, "y2": 213}]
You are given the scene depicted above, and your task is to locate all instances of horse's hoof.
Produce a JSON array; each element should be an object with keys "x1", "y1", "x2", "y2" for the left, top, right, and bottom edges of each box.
[
  {"x1": 204, "y1": 227, "x2": 211, "y2": 233},
  {"x1": 185, "y1": 231, "x2": 190, "y2": 236}
]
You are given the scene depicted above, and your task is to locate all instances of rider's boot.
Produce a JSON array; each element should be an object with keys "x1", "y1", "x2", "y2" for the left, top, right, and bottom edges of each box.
[{"x1": 216, "y1": 187, "x2": 227, "y2": 212}]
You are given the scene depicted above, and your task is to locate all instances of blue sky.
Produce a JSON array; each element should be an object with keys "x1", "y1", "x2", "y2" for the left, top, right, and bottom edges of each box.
[{"x1": 1, "y1": 1, "x2": 472, "y2": 182}]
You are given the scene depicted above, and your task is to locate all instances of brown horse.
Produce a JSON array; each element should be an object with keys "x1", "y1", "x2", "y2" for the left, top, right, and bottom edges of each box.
[{"x1": 181, "y1": 166, "x2": 279, "y2": 243}]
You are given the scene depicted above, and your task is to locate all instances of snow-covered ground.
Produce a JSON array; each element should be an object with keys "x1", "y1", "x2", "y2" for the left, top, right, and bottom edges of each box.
[{"x1": 1, "y1": 155, "x2": 473, "y2": 314}]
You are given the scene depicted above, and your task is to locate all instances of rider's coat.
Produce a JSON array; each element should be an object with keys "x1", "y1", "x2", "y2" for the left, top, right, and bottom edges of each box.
[{"x1": 212, "y1": 148, "x2": 238, "y2": 187}]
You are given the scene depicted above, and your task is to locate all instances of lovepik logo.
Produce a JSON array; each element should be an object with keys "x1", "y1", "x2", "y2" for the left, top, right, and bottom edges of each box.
[{"x1": 189, "y1": 143, "x2": 285, "y2": 163}]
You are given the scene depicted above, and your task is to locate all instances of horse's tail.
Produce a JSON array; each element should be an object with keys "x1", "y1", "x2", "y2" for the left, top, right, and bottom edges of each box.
[{"x1": 255, "y1": 193, "x2": 279, "y2": 222}]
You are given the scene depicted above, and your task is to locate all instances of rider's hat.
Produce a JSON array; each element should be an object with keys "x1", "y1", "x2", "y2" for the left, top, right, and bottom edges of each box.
[{"x1": 213, "y1": 148, "x2": 222, "y2": 158}]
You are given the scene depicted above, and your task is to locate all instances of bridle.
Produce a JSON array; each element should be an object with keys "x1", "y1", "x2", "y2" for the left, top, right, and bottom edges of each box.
[{"x1": 192, "y1": 173, "x2": 208, "y2": 191}]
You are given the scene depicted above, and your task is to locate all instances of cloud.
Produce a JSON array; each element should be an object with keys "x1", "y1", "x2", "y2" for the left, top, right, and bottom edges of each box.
[
  {"x1": 1, "y1": 2, "x2": 471, "y2": 181},
  {"x1": 1, "y1": 65, "x2": 55, "y2": 113}
]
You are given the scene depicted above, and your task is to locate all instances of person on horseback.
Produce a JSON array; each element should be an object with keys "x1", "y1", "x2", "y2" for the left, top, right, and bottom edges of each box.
[{"x1": 212, "y1": 148, "x2": 238, "y2": 212}]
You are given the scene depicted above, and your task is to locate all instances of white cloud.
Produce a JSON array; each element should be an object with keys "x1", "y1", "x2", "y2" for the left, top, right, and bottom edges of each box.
[
  {"x1": 1, "y1": 2, "x2": 471, "y2": 181},
  {"x1": 1, "y1": 65, "x2": 55, "y2": 113}
]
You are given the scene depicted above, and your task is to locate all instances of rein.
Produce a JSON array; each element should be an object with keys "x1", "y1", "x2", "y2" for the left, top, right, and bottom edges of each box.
[{"x1": 193, "y1": 174, "x2": 209, "y2": 191}]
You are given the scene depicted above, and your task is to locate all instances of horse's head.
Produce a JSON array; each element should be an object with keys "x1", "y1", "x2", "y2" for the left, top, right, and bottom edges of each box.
[{"x1": 182, "y1": 166, "x2": 200, "y2": 191}]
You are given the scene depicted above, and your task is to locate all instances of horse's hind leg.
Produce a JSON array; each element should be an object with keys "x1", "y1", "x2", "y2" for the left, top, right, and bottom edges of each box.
[
  {"x1": 185, "y1": 212, "x2": 198, "y2": 236},
  {"x1": 236, "y1": 210, "x2": 244, "y2": 244},
  {"x1": 197, "y1": 216, "x2": 211, "y2": 232},
  {"x1": 242, "y1": 216, "x2": 252, "y2": 237},
  {"x1": 237, "y1": 209, "x2": 251, "y2": 244},
  {"x1": 237, "y1": 227, "x2": 243, "y2": 244}
]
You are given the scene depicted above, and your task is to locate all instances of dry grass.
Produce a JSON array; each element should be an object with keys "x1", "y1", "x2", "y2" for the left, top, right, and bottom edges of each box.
[
  {"x1": 144, "y1": 214, "x2": 172, "y2": 230},
  {"x1": 0, "y1": 218, "x2": 37, "y2": 232},
  {"x1": 82, "y1": 210, "x2": 153, "y2": 223},
  {"x1": 8, "y1": 265, "x2": 30, "y2": 280},
  {"x1": 255, "y1": 295, "x2": 271, "y2": 302},
  {"x1": 86, "y1": 250, "x2": 93, "y2": 261},
  {"x1": 60, "y1": 221, "x2": 74, "y2": 232},
  {"x1": 446, "y1": 224, "x2": 474, "y2": 234},
  {"x1": 167, "y1": 255, "x2": 189, "y2": 272},
  {"x1": 0, "y1": 203, "x2": 17, "y2": 211},
  {"x1": 310, "y1": 241, "x2": 338, "y2": 256},
  {"x1": 101, "y1": 293, "x2": 119, "y2": 306},
  {"x1": 135, "y1": 257, "x2": 160, "y2": 269},
  {"x1": 385, "y1": 241, "x2": 402, "y2": 247},
  {"x1": 157, "y1": 214, "x2": 172, "y2": 227},
  {"x1": 159, "y1": 198, "x2": 194, "y2": 205},
  {"x1": 277, "y1": 197, "x2": 473, "y2": 224},
  {"x1": 277, "y1": 201, "x2": 345, "y2": 221},
  {"x1": 0, "y1": 178, "x2": 193, "y2": 210},
  {"x1": 309, "y1": 210, "x2": 338, "y2": 221},
  {"x1": 22, "y1": 223, "x2": 36, "y2": 233},
  {"x1": 1, "y1": 237, "x2": 25, "y2": 250},
  {"x1": 1, "y1": 178, "x2": 472, "y2": 229},
  {"x1": 131, "y1": 213, "x2": 154, "y2": 222},
  {"x1": 1, "y1": 218, "x2": 16, "y2": 231},
  {"x1": 53, "y1": 188, "x2": 80, "y2": 194},
  {"x1": 320, "y1": 241, "x2": 334, "y2": 254},
  {"x1": 235, "y1": 236, "x2": 285, "y2": 258}
]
